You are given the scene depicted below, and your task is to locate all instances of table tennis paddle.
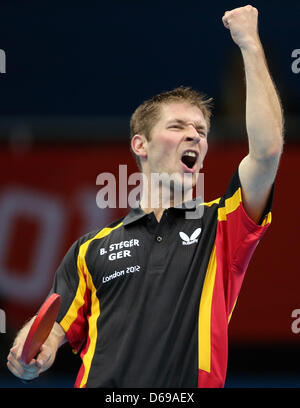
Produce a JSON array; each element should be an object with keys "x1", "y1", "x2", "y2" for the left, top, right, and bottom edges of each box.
[{"x1": 20, "y1": 293, "x2": 61, "y2": 365}]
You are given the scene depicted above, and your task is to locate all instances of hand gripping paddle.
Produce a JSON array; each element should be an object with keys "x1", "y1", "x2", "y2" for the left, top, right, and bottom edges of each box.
[{"x1": 21, "y1": 293, "x2": 61, "y2": 364}]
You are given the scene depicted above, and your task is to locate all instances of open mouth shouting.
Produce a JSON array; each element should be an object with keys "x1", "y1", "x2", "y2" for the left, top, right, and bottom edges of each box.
[{"x1": 180, "y1": 150, "x2": 199, "y2": 173}]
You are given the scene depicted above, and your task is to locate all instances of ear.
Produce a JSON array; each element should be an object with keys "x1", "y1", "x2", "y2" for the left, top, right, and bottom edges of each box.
[{"x1": 131, "y1": 134, "x2": 148, "y2": 159}]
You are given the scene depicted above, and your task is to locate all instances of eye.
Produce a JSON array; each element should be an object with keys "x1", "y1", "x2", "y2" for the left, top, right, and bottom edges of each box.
[
  {"x1": 197, "y1": 130, "x2": 207, "y2": 138},
  {"x1": 169, "y1": 125, "x2": 182, "y2": 130}
]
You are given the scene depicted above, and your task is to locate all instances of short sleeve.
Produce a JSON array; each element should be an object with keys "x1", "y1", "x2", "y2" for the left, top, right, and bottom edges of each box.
[
  {"x1": 216, "y1": 169, "x2": 273, "y2": 318},
  {"x1": 48, "y1": 237, "x2": 92, "y2": 353}
]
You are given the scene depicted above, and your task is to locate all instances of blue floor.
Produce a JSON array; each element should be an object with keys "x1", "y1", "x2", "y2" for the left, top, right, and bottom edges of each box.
[
  {"x1": 225, "y1": 373, "x2": 300, "y2": 388},
  {"x1": 0, "y1": 373, "x2": 75, "y2": 388},
  {"x1": 1, "y1": 372, "x2": 300, "y2": 388}
]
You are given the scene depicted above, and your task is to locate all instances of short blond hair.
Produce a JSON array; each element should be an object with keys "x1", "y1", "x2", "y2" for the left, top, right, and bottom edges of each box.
[{"x1": 130, "y1": 86, "x2": 213, "y2": 169}]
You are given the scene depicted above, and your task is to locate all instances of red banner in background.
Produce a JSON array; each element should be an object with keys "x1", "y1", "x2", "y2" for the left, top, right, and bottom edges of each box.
[
  {"x1": 0, "y1": 143, "x2": 299, "y2": 345},
  {"x1": 0, "y1": 144, "x2": 135, "y2": 330}
]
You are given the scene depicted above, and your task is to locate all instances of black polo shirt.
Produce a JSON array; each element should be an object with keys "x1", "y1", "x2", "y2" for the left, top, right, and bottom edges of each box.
[{"x1": 49, "y1": 170, "x2": 272, "y2": 388}]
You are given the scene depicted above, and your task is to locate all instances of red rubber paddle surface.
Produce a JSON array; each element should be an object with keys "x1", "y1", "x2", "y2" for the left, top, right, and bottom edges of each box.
[{"x1": 21, "y1": 293, "x2": 61, "y2": 364}]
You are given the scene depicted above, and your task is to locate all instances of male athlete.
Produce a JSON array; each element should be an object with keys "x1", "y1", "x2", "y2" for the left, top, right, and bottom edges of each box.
[{"x1": 7, "y1": 6, "x2": 283, "y2": 387}]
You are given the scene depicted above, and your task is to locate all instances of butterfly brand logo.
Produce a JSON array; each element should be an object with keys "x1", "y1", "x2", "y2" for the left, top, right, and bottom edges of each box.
[{"x1": 179, "y1": 228, "x2": 202, "y2": 245}]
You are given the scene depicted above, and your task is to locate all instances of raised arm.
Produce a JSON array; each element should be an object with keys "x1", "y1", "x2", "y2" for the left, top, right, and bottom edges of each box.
[{"x1": 222, "y1": 5, "x2": 284, "y2": 223}]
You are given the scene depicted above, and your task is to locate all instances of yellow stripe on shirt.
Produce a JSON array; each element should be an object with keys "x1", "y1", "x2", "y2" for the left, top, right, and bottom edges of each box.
[
  {"x1": 217, "y1": 188, "x2": 242, "y2": 222},
  {"x1": 198, "y1": 244, "x2": 217, "y2": 373},
  {"x1": 60, "y1": 222, "x2": 123, "y2": 333}
]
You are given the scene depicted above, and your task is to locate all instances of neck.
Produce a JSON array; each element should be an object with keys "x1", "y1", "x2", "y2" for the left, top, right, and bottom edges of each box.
[
  {"x1": 140, "y1": 191, "x2": 174, "y2": 222},
  {"x1": 139, "y1": 173, "x2": 193, "y2": 222}
]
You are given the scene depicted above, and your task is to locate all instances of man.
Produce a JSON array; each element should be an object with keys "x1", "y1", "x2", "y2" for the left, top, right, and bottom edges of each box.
[{"x1": 7, "y1": 5, "x2": 283, "y2": 387}]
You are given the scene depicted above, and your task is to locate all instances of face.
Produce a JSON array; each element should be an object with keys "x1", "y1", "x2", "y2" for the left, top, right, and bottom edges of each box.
[{"x1": 143, "y1": 102, "x2": 208, "y2": 191}]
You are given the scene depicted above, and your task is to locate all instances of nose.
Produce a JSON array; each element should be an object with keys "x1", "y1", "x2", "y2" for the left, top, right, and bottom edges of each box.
[{"x1": 184, "y1": 125, "x2": 201, "y2": 143}]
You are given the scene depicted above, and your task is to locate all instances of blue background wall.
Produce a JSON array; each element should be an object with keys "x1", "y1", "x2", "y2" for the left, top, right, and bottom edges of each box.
[{"x1": 0, "y1": 0, "x2": 300, "y2": 388}]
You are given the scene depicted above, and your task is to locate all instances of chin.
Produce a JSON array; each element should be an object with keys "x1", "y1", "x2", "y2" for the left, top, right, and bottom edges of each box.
[{"x1": 172, "y1": 173, "x2": 195, "y2": 195}]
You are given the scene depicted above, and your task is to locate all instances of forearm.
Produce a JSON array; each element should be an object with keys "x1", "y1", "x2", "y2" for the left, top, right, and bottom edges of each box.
[
  {"x1": 44, "y1": 322, "x2": 67, "y2": 350},
  {"x1": 14, "y1": 318, "x2": 66, "y2": 351},
  {"x1": 241, "y1": 42, "x2": 284, "y2": 159},
  {"x1": 13, "y1": 316, "x2": 36, "y2": 346}
]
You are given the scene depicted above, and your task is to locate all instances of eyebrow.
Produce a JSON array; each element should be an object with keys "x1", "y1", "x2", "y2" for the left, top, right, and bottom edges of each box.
[{"x1": 166, "y1": 119, "x2": 207, "y2": 131}]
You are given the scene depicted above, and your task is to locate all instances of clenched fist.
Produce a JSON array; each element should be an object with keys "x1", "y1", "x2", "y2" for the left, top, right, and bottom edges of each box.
[{"x1": 222, "y1": 5, "x2": 260, "y2": 50}]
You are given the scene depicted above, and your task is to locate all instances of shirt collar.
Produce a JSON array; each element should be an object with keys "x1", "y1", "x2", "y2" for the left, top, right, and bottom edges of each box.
[
  {"x1": 122, "y1": 205, "x2": 148, "y2": 227},
  {"x1": 173, "y1": 196, "x2": 204, "y2": 211},
  {"x1": 122, "y1": 196, "x2": 204, "y2": 226}
]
